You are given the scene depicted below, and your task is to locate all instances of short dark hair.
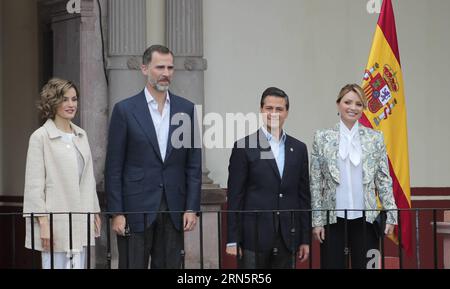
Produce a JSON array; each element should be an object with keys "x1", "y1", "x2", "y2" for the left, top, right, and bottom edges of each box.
[
  {"x1": 142, "y1": 45, "x2": 174, "y2": 65},
  {"x1": 260, "y1": 87, "x2": 290, "y2": 111}
]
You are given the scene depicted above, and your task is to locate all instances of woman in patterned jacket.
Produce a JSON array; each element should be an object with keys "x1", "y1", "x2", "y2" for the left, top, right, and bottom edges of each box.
[{"x1": 310, "y1": 83, "x2": 397, "y2": 269}]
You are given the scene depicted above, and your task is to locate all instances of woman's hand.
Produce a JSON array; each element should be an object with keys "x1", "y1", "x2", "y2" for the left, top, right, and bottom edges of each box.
[
  {"x1": 37, "y1": 216, "x2": 50, "y2": 251},
  {"x1": 94, "y1": 214, "x2": 102, "y2": 237},
  {"x1": 313, "y1": 226, "x2": 325, "y2": 243},
  {"x1": 385, "y1": 223, "x2": 395, "y2": 236}
]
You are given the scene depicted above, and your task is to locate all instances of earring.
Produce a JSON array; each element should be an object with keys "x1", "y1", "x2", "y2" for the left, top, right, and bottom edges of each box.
[{"x1": 337, "y1": 112, "x2": 340, "y2": 116}]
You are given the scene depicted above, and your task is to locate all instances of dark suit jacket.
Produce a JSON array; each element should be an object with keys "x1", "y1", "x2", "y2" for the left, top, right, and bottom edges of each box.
[
  {"x1": 105, "y1": 90, "x2": 201, "y2": 232},
  {"x1": 227, "y1": 129, "x2": 311, "y2": 251}
]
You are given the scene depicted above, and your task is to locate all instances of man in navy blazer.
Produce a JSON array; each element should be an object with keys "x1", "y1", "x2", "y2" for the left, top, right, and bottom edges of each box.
[
  {"x1": 226, "y1": 87, "x2": 311, "y2": 269},
  {"x1": 105, "y1": 45, "x2": 201, "y2": 269}
]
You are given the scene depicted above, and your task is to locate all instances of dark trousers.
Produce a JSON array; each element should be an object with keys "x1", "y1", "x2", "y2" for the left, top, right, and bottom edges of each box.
[
  {"x1": 117, "y1": 196, "x2": 183, "y2": 269},
  {"x1": 320, "y1": 217, "x2": 379, "y2": 269},
  {"x1": 238, "y1": 230, "x2": 294, "y2": 269}
]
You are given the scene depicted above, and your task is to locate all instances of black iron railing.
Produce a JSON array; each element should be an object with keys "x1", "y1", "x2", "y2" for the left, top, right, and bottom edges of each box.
[{"x1": 0, "y1": 208, "x2": 448, "y2": 269}]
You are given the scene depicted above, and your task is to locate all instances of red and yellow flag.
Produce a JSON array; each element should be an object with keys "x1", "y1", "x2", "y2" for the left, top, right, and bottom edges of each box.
[{"x1": 359, "y1": 0, "x2": 412, "y2": 255}]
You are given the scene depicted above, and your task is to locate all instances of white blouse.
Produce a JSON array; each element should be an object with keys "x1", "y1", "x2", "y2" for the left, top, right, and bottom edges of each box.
[
  {"x1": 335, "y1": 120, "x2": 365, "y2": 220},
  {"x1": 59, "y1": 129, "x2": 85, "y2": 182}
]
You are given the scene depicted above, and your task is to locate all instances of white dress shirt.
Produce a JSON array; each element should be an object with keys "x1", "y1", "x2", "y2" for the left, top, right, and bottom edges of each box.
[
  {"x1": 144, "y1": 87, "x2": 170, "y2": 161},
  {"x1": 335, "y1": 120, "x2": 365, "y2": 220},
  {"x1": 261, "y1": 126, "x2": 286, "y2": 178}
]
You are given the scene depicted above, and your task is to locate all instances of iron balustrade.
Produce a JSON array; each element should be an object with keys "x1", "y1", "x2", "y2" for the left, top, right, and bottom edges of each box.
[{"x1": 0, "y1": 208, "x2": 448, "y2": 269}]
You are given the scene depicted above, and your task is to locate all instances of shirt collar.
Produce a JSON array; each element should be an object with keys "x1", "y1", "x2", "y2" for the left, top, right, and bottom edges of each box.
[
  {"x1": 338, "y1": 120, "x2": 361, "y2": 166},
  {"x1": 43, "y1": 119, "x2": 84, "y2": 139},
  {"x1": 144, "y1": 86, "x2": 170, "y2": 105},
  {"x1": 339, "y1": 119, "x2": 359, "y2": 138},
  {"x1": 261, "y1": 126, "x2": 286, "y2": 143}
]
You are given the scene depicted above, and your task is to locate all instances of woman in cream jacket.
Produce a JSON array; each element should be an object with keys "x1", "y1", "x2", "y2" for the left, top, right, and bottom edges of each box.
[
  {"x1": 310, "y1": 83, "x2": 397, "y2": 269},
  {"x1": 23, "y1": 78, "x2": 101, "y2": 269}
]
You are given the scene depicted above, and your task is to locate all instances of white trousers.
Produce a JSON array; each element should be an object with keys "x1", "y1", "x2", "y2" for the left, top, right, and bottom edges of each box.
[{"x1": 41, "y1": 247, "x2": 86, "y2": 269}]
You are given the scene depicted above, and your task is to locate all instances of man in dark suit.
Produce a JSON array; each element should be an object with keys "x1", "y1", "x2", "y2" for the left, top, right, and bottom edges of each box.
[
  {"x1": 105, "y1": 45, "x2": 201, "y2": 269},
  {"x1": 226, "y1": 87, "x2": 311, "y2": 269}
]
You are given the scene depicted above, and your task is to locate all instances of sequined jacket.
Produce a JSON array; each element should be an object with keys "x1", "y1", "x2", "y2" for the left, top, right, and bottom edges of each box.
[{"x1": 310, "y1": 123, "x2": 397, "y2": 227}]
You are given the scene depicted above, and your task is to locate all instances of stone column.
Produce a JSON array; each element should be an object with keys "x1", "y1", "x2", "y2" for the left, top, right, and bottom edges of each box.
[
  {"x1": 166, "y1": 0, "x2": 205, "y2": 104},
  {"x1": 107, "y1": 0, "x2": 147, "y2": 112},
  {"x1": 146, "y1": 0, "x2": 165, "y2": 46},
  {"x1": 43, "y1": 0, "x2": 108, "y2": 186},
  {"x1": 166, "y1": 0, "x2": 226, "y2": 269}
]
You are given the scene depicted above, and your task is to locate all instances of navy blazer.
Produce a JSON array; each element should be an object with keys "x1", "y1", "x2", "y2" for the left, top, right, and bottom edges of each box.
[
  {"x1": 227, "y1": 129, "x2": 311, "y2": 251},
  {"x1": 105, "y1": 90, "x2": 201, "y2": 232}
]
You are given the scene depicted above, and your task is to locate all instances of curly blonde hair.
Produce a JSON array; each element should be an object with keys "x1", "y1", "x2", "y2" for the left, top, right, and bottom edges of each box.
[{"x1": 38, "y1": 78, "x2": 79, "y2": 121}]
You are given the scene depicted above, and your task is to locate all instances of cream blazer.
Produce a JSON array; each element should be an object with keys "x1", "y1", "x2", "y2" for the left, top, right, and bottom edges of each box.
[{"x1": 23, "y1": 119, "x2": 100, "y2": 252}]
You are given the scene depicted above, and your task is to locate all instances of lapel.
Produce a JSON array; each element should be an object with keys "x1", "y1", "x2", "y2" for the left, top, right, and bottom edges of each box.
[
  {"x1": 43, "y1": 119, "x2": 88, "y2": 178},
  {"x1": 164, "y1": 92, "x2": 179, "y2": 162},
  {"x1": 258, "y1": 129, "x2": 281, "y2": 181},
  {"x1": 327, "y1": 122, "x2": 371, "y2": 184},
  {"x1": 359, "y1": 125, "x2": 371, "y2": 184},
  {"x1": 131, "y1": 90, "x2": 163, "y2": 162},
  {"x1": 281, "y1": 135, "x2": 294, "y2": 183},
  {"x1": 327, "y1": 123, "x2": 341, "y2": 184},
  {"x1": 70, "y1": 122, "x2": 88, "y2": 175},
  {"x1": 71, "y1": 136, "x2": 86, "y2": 165}
]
